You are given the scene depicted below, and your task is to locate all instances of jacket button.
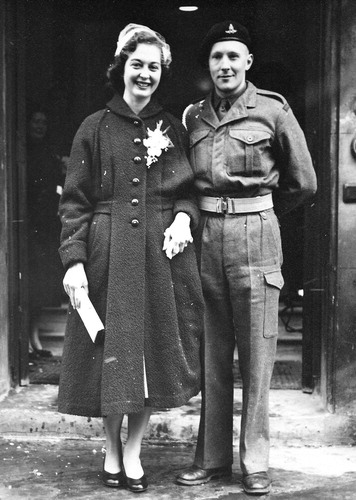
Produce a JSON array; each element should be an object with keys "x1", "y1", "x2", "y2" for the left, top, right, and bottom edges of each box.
[
  {"x1": 131, "y1": 198, "x2": 139, "y2": 206},
  {"x1": 132, "y1": 178, "x2": 140, "y2": 186},
  {"x1": 133, "y1": 156, "x2": 142, "y2": 164},
  {"x1": 133, "y1": 137, "x2": 142, "y2": 145},
  {"x1": 131, "y1": 219, "x2": 139, "y2": 227},
  {"x1": 133, "y1": 120, "x2": 140, "y2": 127},
  {"x1": 246, "y1": 135, "x2": 254, "y2": 142}
]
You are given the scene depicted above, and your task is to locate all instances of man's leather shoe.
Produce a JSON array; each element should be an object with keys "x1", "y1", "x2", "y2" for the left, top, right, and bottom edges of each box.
[
  {"x1": 242, "y1": 472, "x2": 271, "y2": 495},
  {"x1": 176, "y1": 464, "x2": 232, "y2": 486}
]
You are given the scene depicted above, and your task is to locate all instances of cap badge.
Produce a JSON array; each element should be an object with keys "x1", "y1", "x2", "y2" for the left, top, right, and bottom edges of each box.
[{"x1": 225, "y1": 24, "x2": 237, "y2": 34}]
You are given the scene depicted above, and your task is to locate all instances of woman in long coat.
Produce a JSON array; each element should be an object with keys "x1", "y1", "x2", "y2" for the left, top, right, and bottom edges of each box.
[{"x1": 58, "y1": 24, "x2": 203, "y2": 492}]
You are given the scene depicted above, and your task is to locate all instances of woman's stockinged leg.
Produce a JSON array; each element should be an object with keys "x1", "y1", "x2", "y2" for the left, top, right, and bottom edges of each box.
[
  {"x1": 123, "y1": 407, "x2": 152, "y2": 479},
  {"x1": 103, "y1": 414, "x2": 124, "y2": 473}
]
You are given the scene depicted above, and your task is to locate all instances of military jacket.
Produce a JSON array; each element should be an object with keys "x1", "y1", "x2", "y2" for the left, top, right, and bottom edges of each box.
[{"x1": 183, "y1": 82, "x2": 317, "y2": 215}]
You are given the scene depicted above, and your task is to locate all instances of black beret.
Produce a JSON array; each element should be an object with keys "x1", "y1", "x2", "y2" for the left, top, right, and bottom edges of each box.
[{"x1": 199, "y1": 20, "x2": 251, "y2": 66}]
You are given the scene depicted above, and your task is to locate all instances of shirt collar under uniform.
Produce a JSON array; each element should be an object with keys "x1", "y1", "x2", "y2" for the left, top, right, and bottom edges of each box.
[
  {"x1": 199, "y1": 82, "x2": 256, "y2": 128},
  {"x1": 212, "y1": 91, "x2": 239, "y2": 113}
]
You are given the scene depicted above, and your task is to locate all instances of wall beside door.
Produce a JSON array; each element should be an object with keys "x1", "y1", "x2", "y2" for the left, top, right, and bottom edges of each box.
[{"x1": 333, "y1": 0, "x2": 356, "y2": 412}]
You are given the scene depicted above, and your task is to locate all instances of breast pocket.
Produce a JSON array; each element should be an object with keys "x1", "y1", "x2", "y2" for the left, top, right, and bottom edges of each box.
[
  {"x1": 225, "y1": 129, "x2": 272, "y2": 176},
  {"x1": 189, "y1": 129, "x2": 212, "y2": 176}
]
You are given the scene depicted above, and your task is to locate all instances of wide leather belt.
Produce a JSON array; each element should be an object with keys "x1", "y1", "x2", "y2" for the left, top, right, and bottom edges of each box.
[{"x1": 198, "y1": 193, "x2": 273, "y2": 214}]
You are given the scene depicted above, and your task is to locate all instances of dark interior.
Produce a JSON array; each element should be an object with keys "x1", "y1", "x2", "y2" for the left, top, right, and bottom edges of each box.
[{"x1": 25, "y1": 0, "x2": 314, "y2": 381}]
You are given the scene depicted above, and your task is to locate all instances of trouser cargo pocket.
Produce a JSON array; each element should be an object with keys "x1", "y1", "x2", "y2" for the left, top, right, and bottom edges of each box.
[{"x1": 263, "y1": 268, "x2": 284, "y2": 338}]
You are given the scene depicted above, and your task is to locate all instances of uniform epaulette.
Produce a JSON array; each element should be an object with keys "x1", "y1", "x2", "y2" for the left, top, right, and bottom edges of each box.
[
  {"x1": 182, "y1": 97, "x2": 206, "y2": 129},
  {"x1": 190, "y1": 96, "x2": 207, "y2": 106},
  {"x1": 257, "y1": 88, "x2": 290, "y2": 112}
]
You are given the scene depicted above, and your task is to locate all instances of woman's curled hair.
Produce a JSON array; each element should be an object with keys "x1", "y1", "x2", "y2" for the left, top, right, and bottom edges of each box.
[{"x1": 107, "y1": 31, "x2": 171, "y2": 94}]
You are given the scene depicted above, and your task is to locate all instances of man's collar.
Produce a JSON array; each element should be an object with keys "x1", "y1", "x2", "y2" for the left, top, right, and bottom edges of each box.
[
  {"x1": 199, "y1": 82, "x2": 257, "y2": 128},
  {"x1": 212, "y1": 83, "x2": 248, "y2": 109},
  {"x1": 212, "y1": 81, "x2": 256, "y2": 109}
]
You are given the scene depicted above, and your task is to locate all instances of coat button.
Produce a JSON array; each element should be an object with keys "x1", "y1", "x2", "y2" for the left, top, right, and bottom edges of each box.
[
  {"x1": 246, "y1": 135, "x2": 254, "y2": 142},
  {"x1": 133, "y1": 137, "x2": 142, "y2": 145},
  {"x1": 131, "y1": 218, "x2": 139, "y2": 227},
  {"x1": 133, "y1": 156, "x2": 142, "y2": 164},
  {"x1": 133, "y1": 120, "x2": 140, "y2": 127},
  {"x1": 131, "y1": 198, "x2": 139, "y2": 206},
  {"x1": 132, "y1": 177, "x2": 140, "y2": 186}
]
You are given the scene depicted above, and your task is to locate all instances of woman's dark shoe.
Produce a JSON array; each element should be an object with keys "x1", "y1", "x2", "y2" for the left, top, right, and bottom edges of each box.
[
  {"x1": 102, "y1": 459, "x2": 126, "y2": 488},
  {"x1": 125, "y1": 474, "x2": 148, "y2": 493}
]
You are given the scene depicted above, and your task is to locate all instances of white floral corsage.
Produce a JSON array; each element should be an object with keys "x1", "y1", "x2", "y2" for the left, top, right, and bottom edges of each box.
[{"x1": 143, "y1": 120, "x2": 174, "y2": 168}]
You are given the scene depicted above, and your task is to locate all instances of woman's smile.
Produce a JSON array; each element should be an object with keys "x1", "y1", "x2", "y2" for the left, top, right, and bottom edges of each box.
[
  {"x1": 135, "y1": 80, "x2": 151, "y2": 89},
  {"x1": 123, "y1": 43, "x2": 162, "y2": 109}
]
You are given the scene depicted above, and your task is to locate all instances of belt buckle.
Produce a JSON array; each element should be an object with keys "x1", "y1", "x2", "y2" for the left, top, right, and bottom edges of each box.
[{"x1": 217, "y1": 197, "x2": 229, "y2": 214}]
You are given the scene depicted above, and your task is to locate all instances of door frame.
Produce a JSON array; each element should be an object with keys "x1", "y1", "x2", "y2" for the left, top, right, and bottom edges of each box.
[{"x1": 1, "y1": 0, "x2": 29, "y2": 388}]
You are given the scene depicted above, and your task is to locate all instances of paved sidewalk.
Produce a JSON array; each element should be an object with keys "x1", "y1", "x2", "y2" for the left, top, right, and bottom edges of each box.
[
  {"x1": 1, "y1": 437, "x2": 356, "y2": 499},
  {"x1": 1, "y1": 384, "x2": 356, "y2": 498}
]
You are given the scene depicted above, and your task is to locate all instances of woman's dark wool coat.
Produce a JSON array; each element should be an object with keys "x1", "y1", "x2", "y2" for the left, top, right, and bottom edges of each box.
[{"x1": 58, "y1": 94, "x2": 203, "y2": 417}]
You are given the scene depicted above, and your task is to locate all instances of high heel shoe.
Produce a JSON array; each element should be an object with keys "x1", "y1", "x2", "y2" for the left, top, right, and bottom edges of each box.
[
  {"x1": 125, "y1": 474, "x2": 148, "y2": 493},
  {"x1": 102, "y1": 458, "x2": 126, "y2": 488}
]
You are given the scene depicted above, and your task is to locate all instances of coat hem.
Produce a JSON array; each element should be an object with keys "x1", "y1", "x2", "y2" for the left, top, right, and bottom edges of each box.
[
  {"x1": 58, "y1": 404, "x2": 102, "y2": 418},
  {"x1": 58, "y1": 385, "x2": 201, "y2": 418},
  {"x1": 145, "y1": 385, "x2": 200, "y2": 409}
]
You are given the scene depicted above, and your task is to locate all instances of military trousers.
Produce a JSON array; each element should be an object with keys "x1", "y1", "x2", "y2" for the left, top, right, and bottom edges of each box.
[{"x1": 194, "y1": 208, "x2": 284, "y2": 475}]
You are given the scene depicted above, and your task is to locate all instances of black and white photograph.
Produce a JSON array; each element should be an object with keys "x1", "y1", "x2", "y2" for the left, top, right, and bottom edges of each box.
[{"x1": 0, "y1": 0, "x2": 356, "y2": 498}]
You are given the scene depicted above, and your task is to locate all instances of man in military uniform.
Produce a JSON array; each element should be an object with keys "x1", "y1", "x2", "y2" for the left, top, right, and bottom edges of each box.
[{"x1": 176, "y1": 21, "x2": 317, "y2": 495}]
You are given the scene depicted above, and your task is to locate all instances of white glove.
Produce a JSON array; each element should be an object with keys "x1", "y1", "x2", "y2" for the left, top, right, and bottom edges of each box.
[
  {"x1": 163, "y1": 212, "x2": 193, "y2": 259},
  {"x1": 63, "y1": 262, "x2": 89, "y2": 309}
]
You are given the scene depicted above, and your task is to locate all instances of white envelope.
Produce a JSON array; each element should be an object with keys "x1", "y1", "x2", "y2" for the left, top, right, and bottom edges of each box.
[{"x1": 76, "y1": 288, "x2": 105, "y2": 343}]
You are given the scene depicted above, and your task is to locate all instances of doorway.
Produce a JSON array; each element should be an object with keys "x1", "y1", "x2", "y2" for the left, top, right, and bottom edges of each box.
[{"x1": 22, "y1": 0, "x2": 321, "y2": 389}]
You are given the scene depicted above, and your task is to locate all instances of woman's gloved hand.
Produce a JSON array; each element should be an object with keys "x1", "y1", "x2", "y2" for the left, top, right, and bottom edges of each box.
[
  {"x1": 163, "y1": 212, "x2": 193, "y2": 259},
  {"x1": 63, "y1": 262, "x2": 89, "y2": 309}
]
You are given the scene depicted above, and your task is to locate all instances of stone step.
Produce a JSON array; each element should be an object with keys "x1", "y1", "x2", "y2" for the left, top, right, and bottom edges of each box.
[{"x1": 1, "y1": 385, "x2": 355, "y2": 447}]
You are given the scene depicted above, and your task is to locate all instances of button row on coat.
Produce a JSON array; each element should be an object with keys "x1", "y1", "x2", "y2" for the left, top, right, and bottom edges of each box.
[{"x1": 131, "y1": 131, "x2": 141, "y2": 227}]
